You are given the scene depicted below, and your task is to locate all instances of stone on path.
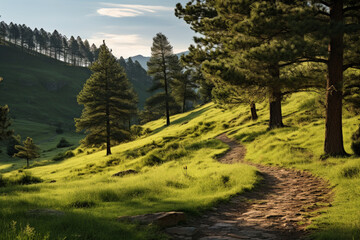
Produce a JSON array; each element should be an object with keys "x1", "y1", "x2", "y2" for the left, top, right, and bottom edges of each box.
[{"x1": 117, "y1": 211, "x2": 186, "y2": 228}]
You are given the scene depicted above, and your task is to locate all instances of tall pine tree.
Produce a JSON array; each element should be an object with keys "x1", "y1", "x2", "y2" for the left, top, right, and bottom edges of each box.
[
  {"x1": 146, "y1": 33, "x2": 181, "y2": 126},
  {"x1": 76, "y1": 42, "x2": 137, "y2": 155}
]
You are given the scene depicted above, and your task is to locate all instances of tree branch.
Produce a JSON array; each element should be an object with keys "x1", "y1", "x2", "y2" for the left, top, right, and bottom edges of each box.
[
  {"x1": 279, "y1": 57, "x2": 328, "y2": 68},
  {"x1": 343, "y1": 5, "x2": 360, "y2": 13}
]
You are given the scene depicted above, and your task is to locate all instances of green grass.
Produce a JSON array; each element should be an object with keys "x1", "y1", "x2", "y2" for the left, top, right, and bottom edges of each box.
[
  {"x1": 0, "y1": 102, "x2": 260, "y2": 239},
  {"x1": 0, "y1": 51, "x2": 359, "y2": 239}
]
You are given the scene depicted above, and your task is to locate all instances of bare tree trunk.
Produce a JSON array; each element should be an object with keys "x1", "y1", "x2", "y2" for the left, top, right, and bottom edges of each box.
[
  {"x1": 268, "y1": 65, "x2": 284, "y2": 129},
  {"x1": 162, "y1": 53, "x2": 170, "y2": 126},
  {"x1": 324, "y1": 0, "x2": 346, "y2": 156},
  {"x1": 250, "y1": 102, "x2": 258, "y2": 120},
  {"x1": 105, "y1": 69, "x2": 111, "y2": 155}
]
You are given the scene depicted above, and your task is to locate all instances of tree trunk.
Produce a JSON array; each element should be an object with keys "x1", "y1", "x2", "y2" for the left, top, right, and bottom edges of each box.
[
  {"x1": 162, "y1": 54, "x2": 170, "y2": 126},
  {"x1": 324, "y1": 0, "x2": 346, "y2": 156},
  {"x1": 269, "y1": 89, "x2": 283, "y2": 129},
  {"x1": 183, "y1": 86, "x2": 187, "y2": 113},
  {"x1": 268, "y1": 65, "x2": 284, "y2": 129},
  {"x1": 105, "y1": 69, "x2": 111, "y2": 155},
  {"x1": 26, "y1": 158, "x2": 29, "y2": 168},
  {"x1": 250, "y1": 102, "x2": 258, "y2": 120}
]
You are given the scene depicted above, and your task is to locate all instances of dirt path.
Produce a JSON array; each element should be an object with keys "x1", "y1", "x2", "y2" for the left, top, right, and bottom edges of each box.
[{"x1": 167, "y1": 134, "x2": 333, "y2": 240}]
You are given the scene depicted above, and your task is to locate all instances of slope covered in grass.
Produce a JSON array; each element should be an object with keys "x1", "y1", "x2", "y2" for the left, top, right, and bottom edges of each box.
[
  {"x1": 0, "y1": 91, "x2": 359, "y2": 239},
  {"x1": 0, "y1": 102, "x2": 259, "y2": 239}
]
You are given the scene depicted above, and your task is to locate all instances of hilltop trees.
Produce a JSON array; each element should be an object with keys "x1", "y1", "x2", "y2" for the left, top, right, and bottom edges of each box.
[
  {"x1": 0, "y1": 21, "x2": 98, "y2": 66},
  {"x1": 14, "y1": 137, "x2": 40, "y2": 168},
  {"x1": 146, "y1": 33, "x2": 182, "y2": 126},
  {"x1": 76, "y1": 42, "x2": 137, "y2": 155}
]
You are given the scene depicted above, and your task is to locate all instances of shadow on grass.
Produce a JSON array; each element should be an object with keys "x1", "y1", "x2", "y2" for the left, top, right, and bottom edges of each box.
[
  {"x1": 151, "y1": 105, "x2": 212, "y2": 135},
  {"x1": 0, "y1": 197, "x2": 167, "y2": 240}
]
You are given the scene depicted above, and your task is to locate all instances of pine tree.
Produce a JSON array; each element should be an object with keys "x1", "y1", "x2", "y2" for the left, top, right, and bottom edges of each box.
[
  {"x1": 146, "y1": 33, "x2": 181, "y2": 126},
  {"x1": 302, "y1": 0, "x2": 360, "y2": 156},
  {"x1": 171, "y1": 69, "x2": 198, "y2": 113},
  {"x1": 75, "y1": 42, "x2": 137, "y2": 155},
  {"x1": 0, "y1": 105, "x2": 13, "y2": 141},
  {"x1": 14, "y1": 137, "x2": 40, "y2": 168}
]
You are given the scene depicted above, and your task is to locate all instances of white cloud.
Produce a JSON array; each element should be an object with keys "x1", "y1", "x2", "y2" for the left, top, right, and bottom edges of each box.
[
  {"x1": 97, "y1": 3, "x2": 173, "y2": 18},
  {"x1": 88, "y1": 33, "x2": 151, "y2": 58}
]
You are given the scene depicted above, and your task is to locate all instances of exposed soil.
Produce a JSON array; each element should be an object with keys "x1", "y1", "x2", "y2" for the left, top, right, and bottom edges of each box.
[{"x1": 167, "y1": 134, "x2": 333, "y2": 240}]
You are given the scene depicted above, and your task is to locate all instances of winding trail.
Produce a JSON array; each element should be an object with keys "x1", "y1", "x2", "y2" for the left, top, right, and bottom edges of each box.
[{"x1": 168, "y1": 134, "x2": 333, "y2": 240}]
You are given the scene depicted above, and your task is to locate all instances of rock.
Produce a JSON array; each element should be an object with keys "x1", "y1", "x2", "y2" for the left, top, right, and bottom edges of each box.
[
  {"x1": 199, "y1": 236, "x2": 239, "y2": 240},
  {"x1": 27, "y1": 209, "x2": 65, "y2": 216},
  {"x1": 165, "y1": 227, "x2": 198, "y2": 236},
  {"x1": 112, "y1": 169, "x2": 138, "y2": 177},
  {"x1": 209, "y1": 222, "x2": 234, "y2": 229},
  {"x1": 117, "y1": 211, "x2": 186, "y2": 228}
]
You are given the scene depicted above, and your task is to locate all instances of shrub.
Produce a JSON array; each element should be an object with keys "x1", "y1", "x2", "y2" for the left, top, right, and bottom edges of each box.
[
  {"x1": 130, "y1": 125, "x2": 143, "y2": 137},
  {"x1": 56, "y1": 137, "x2": 72, "y2": 148},
  {"x1": 352, "y1": 141, "x2": 360, "y2": 156},
  {"x1": 52, "y1": 150, "x2": 75, "y2": 161},
  {"x1": 6, "y1": 135, "x2": 21, "y2": 156},
  {"x1": 341, "y1": 166, "x2": 360, "y2": 178},
  {"x1": 69, "y1": 200, "x2": 95, "y2": 208},
  {"x1": 351, "y1": 126, "x2": 360, "y2": 156},
  {"x1": 12, "y1": 171, "x2": 43, "y2": 185},
  {"x1": 143, "y1": 154, "x2": 163, "y2": 166},
  {"x1": 0, "y1": 174, "x2": 7, "y2": 187}
]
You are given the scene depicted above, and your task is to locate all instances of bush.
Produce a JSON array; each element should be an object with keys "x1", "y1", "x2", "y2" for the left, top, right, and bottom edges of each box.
[
  {"x1": 143, "y1": 154, "x2": 163, "y2": 166},
  {"x1": 0, "y1": 174, "x2": 7, "y2": 187},
  {"x1": 351, "y1": 126, "x2": 360, "y2": 156},
  {"x1": 56, "y1": 137, "x2": 72, "y2": 148},
  {"x1": 351, "y1": 141, "x2": 360, "y2": 156},
  {"x1": 12, "y1": 171, "x2": 43, "y2": 185},
  {"x1": 69, "y1": 200, "x2": 95, "y2": 208},
  {"x1": 6, "y1": 135, "x2": 21, "y2": 156},
  {"x1": 341, "y1": 166, "x2": 360, "y2": 178},
  {"x1": 130, "y1": 125, "x2": 143, "y2": 137},
  {"x1": 52, "y1": 150, "x2": 75, "y2": 161}
]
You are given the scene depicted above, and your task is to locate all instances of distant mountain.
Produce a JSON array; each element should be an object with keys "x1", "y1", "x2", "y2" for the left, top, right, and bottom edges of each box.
[{"x1": 128, "y1": 51, "x2": 189, "y2": 70}]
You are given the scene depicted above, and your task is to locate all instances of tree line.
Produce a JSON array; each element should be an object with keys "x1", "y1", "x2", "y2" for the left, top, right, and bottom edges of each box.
[
  {"x1": 0, "y1": 21, "x2": 99, "y2": 67},
  {"x1": 175, "y1": 0, "x2": 360, "y2": 157}
]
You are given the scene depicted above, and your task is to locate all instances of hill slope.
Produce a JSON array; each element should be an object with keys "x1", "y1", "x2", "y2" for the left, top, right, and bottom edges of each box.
[
  {"x1": 0, "y1": 45, "x2": 153, "y2": 153},
  {"x1": 0, "y1": 91, "x2": 359, "y2": 239}
]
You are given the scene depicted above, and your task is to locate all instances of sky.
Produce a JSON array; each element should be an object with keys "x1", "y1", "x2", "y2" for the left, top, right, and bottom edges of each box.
[{"x1": 0, "y1": 0, "x2": 195, "y2": 58}]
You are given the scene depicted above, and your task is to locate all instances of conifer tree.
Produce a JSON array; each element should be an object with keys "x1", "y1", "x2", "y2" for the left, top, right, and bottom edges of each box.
[
  {"x1": 171, "y1": 69, "x2": 198, "y2": 113},
  {"x1": 14, "y1": 137, "x2": 40, "y2": 168},
  {"x1": 0, "y1": 105, "x2": 13, "y2": 141},
  {"x1": 302, "y1": 0, "x2": 360, "y2": 156},
  {"x1": 76, "y1": 42, "x2": 137, "y2": 155},
  {"x1": 146, "y1": 33, "x2": 181, "y2": 126}
]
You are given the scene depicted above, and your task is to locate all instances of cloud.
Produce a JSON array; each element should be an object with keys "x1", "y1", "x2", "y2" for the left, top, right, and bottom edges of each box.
[
  {"x1": 88, "y1": 33, "x2": 151, "y2": 58},
  {"x1": 97, "y1": 3, "x2": 173, "y2": 18}
]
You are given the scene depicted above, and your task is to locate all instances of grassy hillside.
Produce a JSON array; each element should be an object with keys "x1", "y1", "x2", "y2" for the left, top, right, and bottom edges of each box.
[
  {"x1": 0, "y1": 45, "x2": 152, "y2": 163},
  {"x1": 0, "y1": 91, "x2": 359, "y2": 239}
]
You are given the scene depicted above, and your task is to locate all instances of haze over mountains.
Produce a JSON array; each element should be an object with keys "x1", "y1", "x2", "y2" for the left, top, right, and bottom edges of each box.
[{"x1": 128, "y1": 51, "x2": 189, "y2": 70}]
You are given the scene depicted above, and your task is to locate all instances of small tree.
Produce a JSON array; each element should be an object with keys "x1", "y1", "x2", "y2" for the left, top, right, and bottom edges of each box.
[{"x1": 14, "y1": 137, "x2": 40, "y2": 168}]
